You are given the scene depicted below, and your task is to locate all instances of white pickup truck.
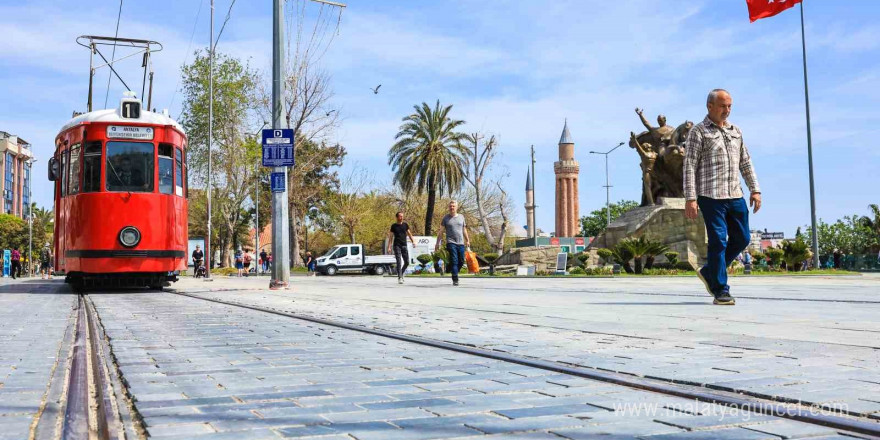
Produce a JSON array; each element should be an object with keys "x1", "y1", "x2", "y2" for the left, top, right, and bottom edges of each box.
[{"x1": 315, "y1": 244, "x2": 396, "y2": 276}]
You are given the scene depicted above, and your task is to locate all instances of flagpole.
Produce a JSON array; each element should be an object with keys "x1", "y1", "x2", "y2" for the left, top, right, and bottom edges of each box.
[{"x1": 799, "y1": 1, "x2": 820, "y2": 269}]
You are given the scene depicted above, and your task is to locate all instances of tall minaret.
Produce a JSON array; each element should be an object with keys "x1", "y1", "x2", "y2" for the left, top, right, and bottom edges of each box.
[
  {"x1": 525, "y1": 168, "x2": 535, "y2": 238},
  {"x1": 554, "y1": 119, "x2": 580, "y2": 237}
]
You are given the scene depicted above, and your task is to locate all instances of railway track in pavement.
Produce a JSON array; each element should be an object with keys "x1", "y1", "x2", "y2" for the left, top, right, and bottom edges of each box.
[
  {"x1": 167, "y1": 289, "x2": 880, "y2": 438},
  {"x1": 31, "y1": 294, "x2": 143, "y2": 440}
]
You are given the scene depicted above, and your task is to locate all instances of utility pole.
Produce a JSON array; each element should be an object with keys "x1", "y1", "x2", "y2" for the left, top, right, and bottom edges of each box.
[
  {"x1": 254, "y1": 161, "x2": 259, "y2": 273},
  {"x1": 27, "y1": 158, "x2": 36, "y2": 277},
  {"x1": 205, "y1": 0, "x2": 214, "y2": 279},
  {"x1": 590, "y1": 142, "x2": 624, "y2": 246},
  {"x1": 270, "y1": 0, "x2": 290, "y2": 288}
]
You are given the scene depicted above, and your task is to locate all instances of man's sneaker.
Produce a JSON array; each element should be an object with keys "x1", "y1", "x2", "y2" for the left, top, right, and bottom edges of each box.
[
  {"x1": 398, "y1": 278, "x2": 403, "y2": 285},
  {"x1": 696, "y1": 266, "x2": 713, "y2": 296},
  {"x1": 453, "y1": 280, "x2": 459, "y2": 286},
  {"x1": 713, "y1": 290, "x2": 736, "y2": 305}
]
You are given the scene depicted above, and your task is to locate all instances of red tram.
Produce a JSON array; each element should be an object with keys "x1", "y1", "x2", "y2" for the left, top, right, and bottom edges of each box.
[{"x1": 50, "y1": 92, "x2": 188, "y2": 289}]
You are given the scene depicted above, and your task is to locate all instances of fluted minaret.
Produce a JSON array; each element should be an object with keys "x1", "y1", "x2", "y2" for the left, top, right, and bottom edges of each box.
[
  {"x1": 554, "y1": 119, "x2": 580, "y2": 237},
  {"x1": 525, "y1": 168, "x2": 535, "y2": 238}
]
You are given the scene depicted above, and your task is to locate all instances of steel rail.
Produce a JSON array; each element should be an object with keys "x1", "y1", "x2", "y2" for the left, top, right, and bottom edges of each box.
[
  {"x1": 168, "y1": 290, "x2": 880, "y2": 438},
  {"x1": 57, "y1": 295, "x2": 120, "y2": 440}
]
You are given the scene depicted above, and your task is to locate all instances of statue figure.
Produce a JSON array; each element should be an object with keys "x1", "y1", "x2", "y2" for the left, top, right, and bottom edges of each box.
[
  {"x1": 635, "y1": 108, "x2": 675, "y2": 148},
  {"x1": 631, "y1": 131, "x2": 657, "y2": 206},
  {"x1": 629, "y1": 111, "x2": 692, "y2": 205},
  {"x1": 671, "y1": 120, "x2": 694, "y2": 146}
]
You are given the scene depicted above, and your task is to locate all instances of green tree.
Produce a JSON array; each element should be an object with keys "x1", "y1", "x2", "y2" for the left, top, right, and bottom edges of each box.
[
  {"x1": 580, "y1": 200, "x2": 639, "y2": 237},
  {"x1": 859, "y1": 204, "x2": 880, "y2": 250},
  {"x1": 179, "y1": 50, "x2": 262, "y2": 266},
  {"x1": 0, "y1": 214, "x2": 26, "y2": 251},
  {"x1": 389, "y1": 100, "x2": 469, "y2": 235},
  {"x1": 805, "y1": 214, "x2": 875, "y2": 256}
]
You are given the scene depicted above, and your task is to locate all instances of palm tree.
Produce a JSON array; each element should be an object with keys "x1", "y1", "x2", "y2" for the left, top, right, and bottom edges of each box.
[
  {"x1": 389, "y1": 100, "x2": 469, "y2": 235},
  {"x1": 860, "y1": 204, "x2": 880, "y2": 246}
]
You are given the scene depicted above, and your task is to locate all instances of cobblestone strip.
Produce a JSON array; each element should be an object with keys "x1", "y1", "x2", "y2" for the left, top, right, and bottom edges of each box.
[
  {"x1": 0, "y1": 280, "x2": 75, "y2": 440},
  {"x1": 88, "y1": 291, "x2": 867, "y2": 439},
  {"x1": 178, "y1": 277, "x2": 880, "y2": 421}
]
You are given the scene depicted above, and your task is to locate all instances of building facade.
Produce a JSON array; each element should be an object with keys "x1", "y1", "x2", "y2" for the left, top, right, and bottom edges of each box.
[
  {"x1": 0, "y1": 131, "x2": 35, "y2": 219},
  {"x1": 554, "y1": 120, "x2": 580, "y2": 237}
]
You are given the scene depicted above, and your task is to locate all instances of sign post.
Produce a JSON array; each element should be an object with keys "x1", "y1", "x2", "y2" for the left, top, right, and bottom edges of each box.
[{"x1": 262, "y1": 126, "x2": 294, "y2": 289}]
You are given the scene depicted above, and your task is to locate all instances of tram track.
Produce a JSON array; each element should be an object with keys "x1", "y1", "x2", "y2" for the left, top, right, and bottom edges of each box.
[
  {"x1": 31, "y1": 294, "x2": 143, "y2": 440},
  {"x1": 168, "y1": 289, "x2": 880, "y2": 438}
]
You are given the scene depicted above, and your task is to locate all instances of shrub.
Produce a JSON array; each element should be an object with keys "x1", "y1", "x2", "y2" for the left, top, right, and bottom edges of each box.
[
  {"x1": 766, "y1": 248, "x2": 784, "y2": 267},
  {"x1": 576, "y1": 253, "x2": 590, "y2": 268},
  {"x1": 642, "y1": 268, "x2": 680, "y2": 276},
  {"x1": 750, "y1": 250, "x2": 765, "y2": 263},
  {"x1": 416, "y1": 254, "x2": 433, "y2": 267},
  {"x1": 664, "y1": 252, "x2": 679, "y2": 266},
  {"x1": 584, "y1": 267, "x2": 613, "y2": 276},
  {"x1": 610, "y1": 242, "x2": 635, "y2": 273},
  {"x1": 569, "y1": 267, "x2": 586, "y2": 275},
  {"x1": 596, "y1": 248, "x2": 614, "y2": 265},
  {"x1": 644, "y1": 240, "x2": 670, "y2": 270},
  {"x1": 782, "y1": 237, "x2": 811, "y2": 271},
  {"x1": 213, "y1": 267, "x2": 237, "y2": 276}
]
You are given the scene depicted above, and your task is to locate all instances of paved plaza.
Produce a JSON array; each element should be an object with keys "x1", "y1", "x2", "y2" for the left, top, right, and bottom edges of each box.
[{"x1": 0, "y1": 274, "x2": 877, "y2": 439}]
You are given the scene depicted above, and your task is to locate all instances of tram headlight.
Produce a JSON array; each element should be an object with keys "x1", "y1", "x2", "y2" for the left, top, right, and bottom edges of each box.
[{"x1": 118, "y1": 226, "x2": 141, "y2": 248}]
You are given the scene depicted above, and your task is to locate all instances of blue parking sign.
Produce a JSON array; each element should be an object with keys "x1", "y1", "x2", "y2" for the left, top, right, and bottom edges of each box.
[{"x1": 262, "y1": 128, "x2": 295, "y2": 167}]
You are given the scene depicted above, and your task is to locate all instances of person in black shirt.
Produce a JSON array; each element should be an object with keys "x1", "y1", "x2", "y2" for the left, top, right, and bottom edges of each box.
[
  {"x1": 260, "y1": 250, "x2": 268, "y2": 273},
  {"x1": 192, "y1": 245, "x2": 204, "y2": 277},
  {"x1": 387, "y1": 211, "x2": 416, "y2": 284}
]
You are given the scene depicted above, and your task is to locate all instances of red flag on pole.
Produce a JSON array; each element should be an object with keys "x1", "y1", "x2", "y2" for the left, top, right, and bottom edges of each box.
[{"x1": 747, "y1": 0, "x2": 802, "y2": 22}]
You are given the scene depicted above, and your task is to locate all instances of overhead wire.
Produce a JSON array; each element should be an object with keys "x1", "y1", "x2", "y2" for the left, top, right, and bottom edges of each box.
[
  {"x1": 104, "y1": 0, "x2": 124, "y2": 108},
  {"x1": 214, "y1": 0, "x2": 237, "y2": 51},
  {"x1": 169, "y1": 0, "x2": 205, "y2": 113}
]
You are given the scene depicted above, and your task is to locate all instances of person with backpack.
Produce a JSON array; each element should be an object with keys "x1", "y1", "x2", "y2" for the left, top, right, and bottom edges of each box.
[
  {"x1": 234, "y1": 248, "x2": 244, "y2": 277},
  {"x1": 260, "y1": 249, "x2": 268, "y2": 274},
  {"x1": 40, "y1": 244, "x2": 52, "y2": 279},
  {"x1": 243, "y1": 249, "x2": 253, "y2": 276},
  {"x1": 10, "y1": 247, "x2": 21, "y2": 279}
]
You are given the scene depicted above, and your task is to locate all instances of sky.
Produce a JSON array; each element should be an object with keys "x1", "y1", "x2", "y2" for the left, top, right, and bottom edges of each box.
[{"x1": 2, "y1": 0, "x2": 879, "y2": 237}]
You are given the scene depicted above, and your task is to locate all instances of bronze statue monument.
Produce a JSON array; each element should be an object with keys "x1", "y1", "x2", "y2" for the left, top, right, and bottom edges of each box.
[{"x1": 630, "y1": 108, "x2": 692, "y2": 206}]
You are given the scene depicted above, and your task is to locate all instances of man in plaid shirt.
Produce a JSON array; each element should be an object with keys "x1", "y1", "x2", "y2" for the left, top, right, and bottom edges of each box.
[{"x1": 684, "y1": 89, "x2": 762, "y2": 305}]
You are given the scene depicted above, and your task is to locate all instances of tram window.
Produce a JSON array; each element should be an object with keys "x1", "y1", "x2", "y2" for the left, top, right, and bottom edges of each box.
[
  {"x1": 182, "y1": 148, "x2": 188, "y2": 197},
  {"x1": 174, "y1": 148, "x2": 183, "y2": 197},
  {"x1": 106, "y1": 141, "x2": 154, "y2": 192},
  {"x1": 158, "y1": 144, "x2": 173, "y2": 195},
  {"x1": 68, "y1": 145, "x2": 81, "y2": 195},
  {"x1": 60, "y1": 149, "x2": 69, "y2": 197},
  {"x1": 82, "y1": 142, "x2": 102, "y2": 193}
]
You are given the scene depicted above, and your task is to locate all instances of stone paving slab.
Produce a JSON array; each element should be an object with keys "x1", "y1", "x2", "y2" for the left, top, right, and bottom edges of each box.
[
  {"x1": 174, "y1": 274, "x2": 880, "y2": 421},
  {"x1": 84, "y1": 290, "x2": 859, "y2": 439},
  {"x1": 0, "y1": 279, "x2": 75, "y2": 440}
]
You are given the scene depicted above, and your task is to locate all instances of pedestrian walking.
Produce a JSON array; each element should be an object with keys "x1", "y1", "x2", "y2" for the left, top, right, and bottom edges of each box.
[
  {"x1": 40, "y1": 243, "x2": 52, "y2": 279},
  {"x1": 234, "y1": 248, "x2": 244, "y2": 277},
  {"x1": 260, "y1": 249, "x2": 268, "y2": 273},
  {"x1": 387, "y1": 211, "x2": 416, "y2": 284},
  {"x1": 435, "y1": 201, "x2": 470, "y2": 286},
  {"x1": 305, "y1": 252, "x2": 316, "y2": 276},
  {"x1": 243, "y1": 249, "x2": 253, "y2": 276},
  {"x1": 685, "y1": 89, "x2": 762, "y2": 306},
  {"x1": 10, "y1": 247, "x2": 21, "y2": 279}
]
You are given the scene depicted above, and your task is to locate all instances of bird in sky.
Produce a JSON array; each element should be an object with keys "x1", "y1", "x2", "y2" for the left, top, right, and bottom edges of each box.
[{"x1": 371, "y1": 84, "x2": 382, "y2": 94}]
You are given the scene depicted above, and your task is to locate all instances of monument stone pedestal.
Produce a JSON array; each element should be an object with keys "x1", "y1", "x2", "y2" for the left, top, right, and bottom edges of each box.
[{"x1": 587, "y1": 197, "x2": 707, "y2": 269}]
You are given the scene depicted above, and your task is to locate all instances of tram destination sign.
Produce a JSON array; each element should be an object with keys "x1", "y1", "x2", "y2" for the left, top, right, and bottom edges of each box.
[
  {"x1": 107, "y1": 125, "x2": 154, "y2": 140},
  {"x1": 262, "y1": 128, "x2": 295, "y2": 167}
]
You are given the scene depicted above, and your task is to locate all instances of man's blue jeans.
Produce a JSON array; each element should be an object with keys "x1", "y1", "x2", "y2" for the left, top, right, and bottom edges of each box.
[
  {"x1": 697, "y1": 196, "x2": 750, "y2": 293},
  {"x1": 446, "y1": 243, "x2": 466, "y2": 282}
]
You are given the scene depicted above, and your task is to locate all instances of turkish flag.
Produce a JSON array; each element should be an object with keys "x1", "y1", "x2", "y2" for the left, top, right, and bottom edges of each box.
[{"x1": 747, "y1": 0, "x2": 802, "y2": 22}]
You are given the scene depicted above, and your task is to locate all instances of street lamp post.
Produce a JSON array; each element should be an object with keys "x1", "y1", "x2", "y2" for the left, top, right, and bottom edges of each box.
[
  {"x1": 589, "y1": 142, "x2": 624, "y2": 245},
  {"x1": 27, "y1": 158, "x2": 37, "y2": 277}
]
